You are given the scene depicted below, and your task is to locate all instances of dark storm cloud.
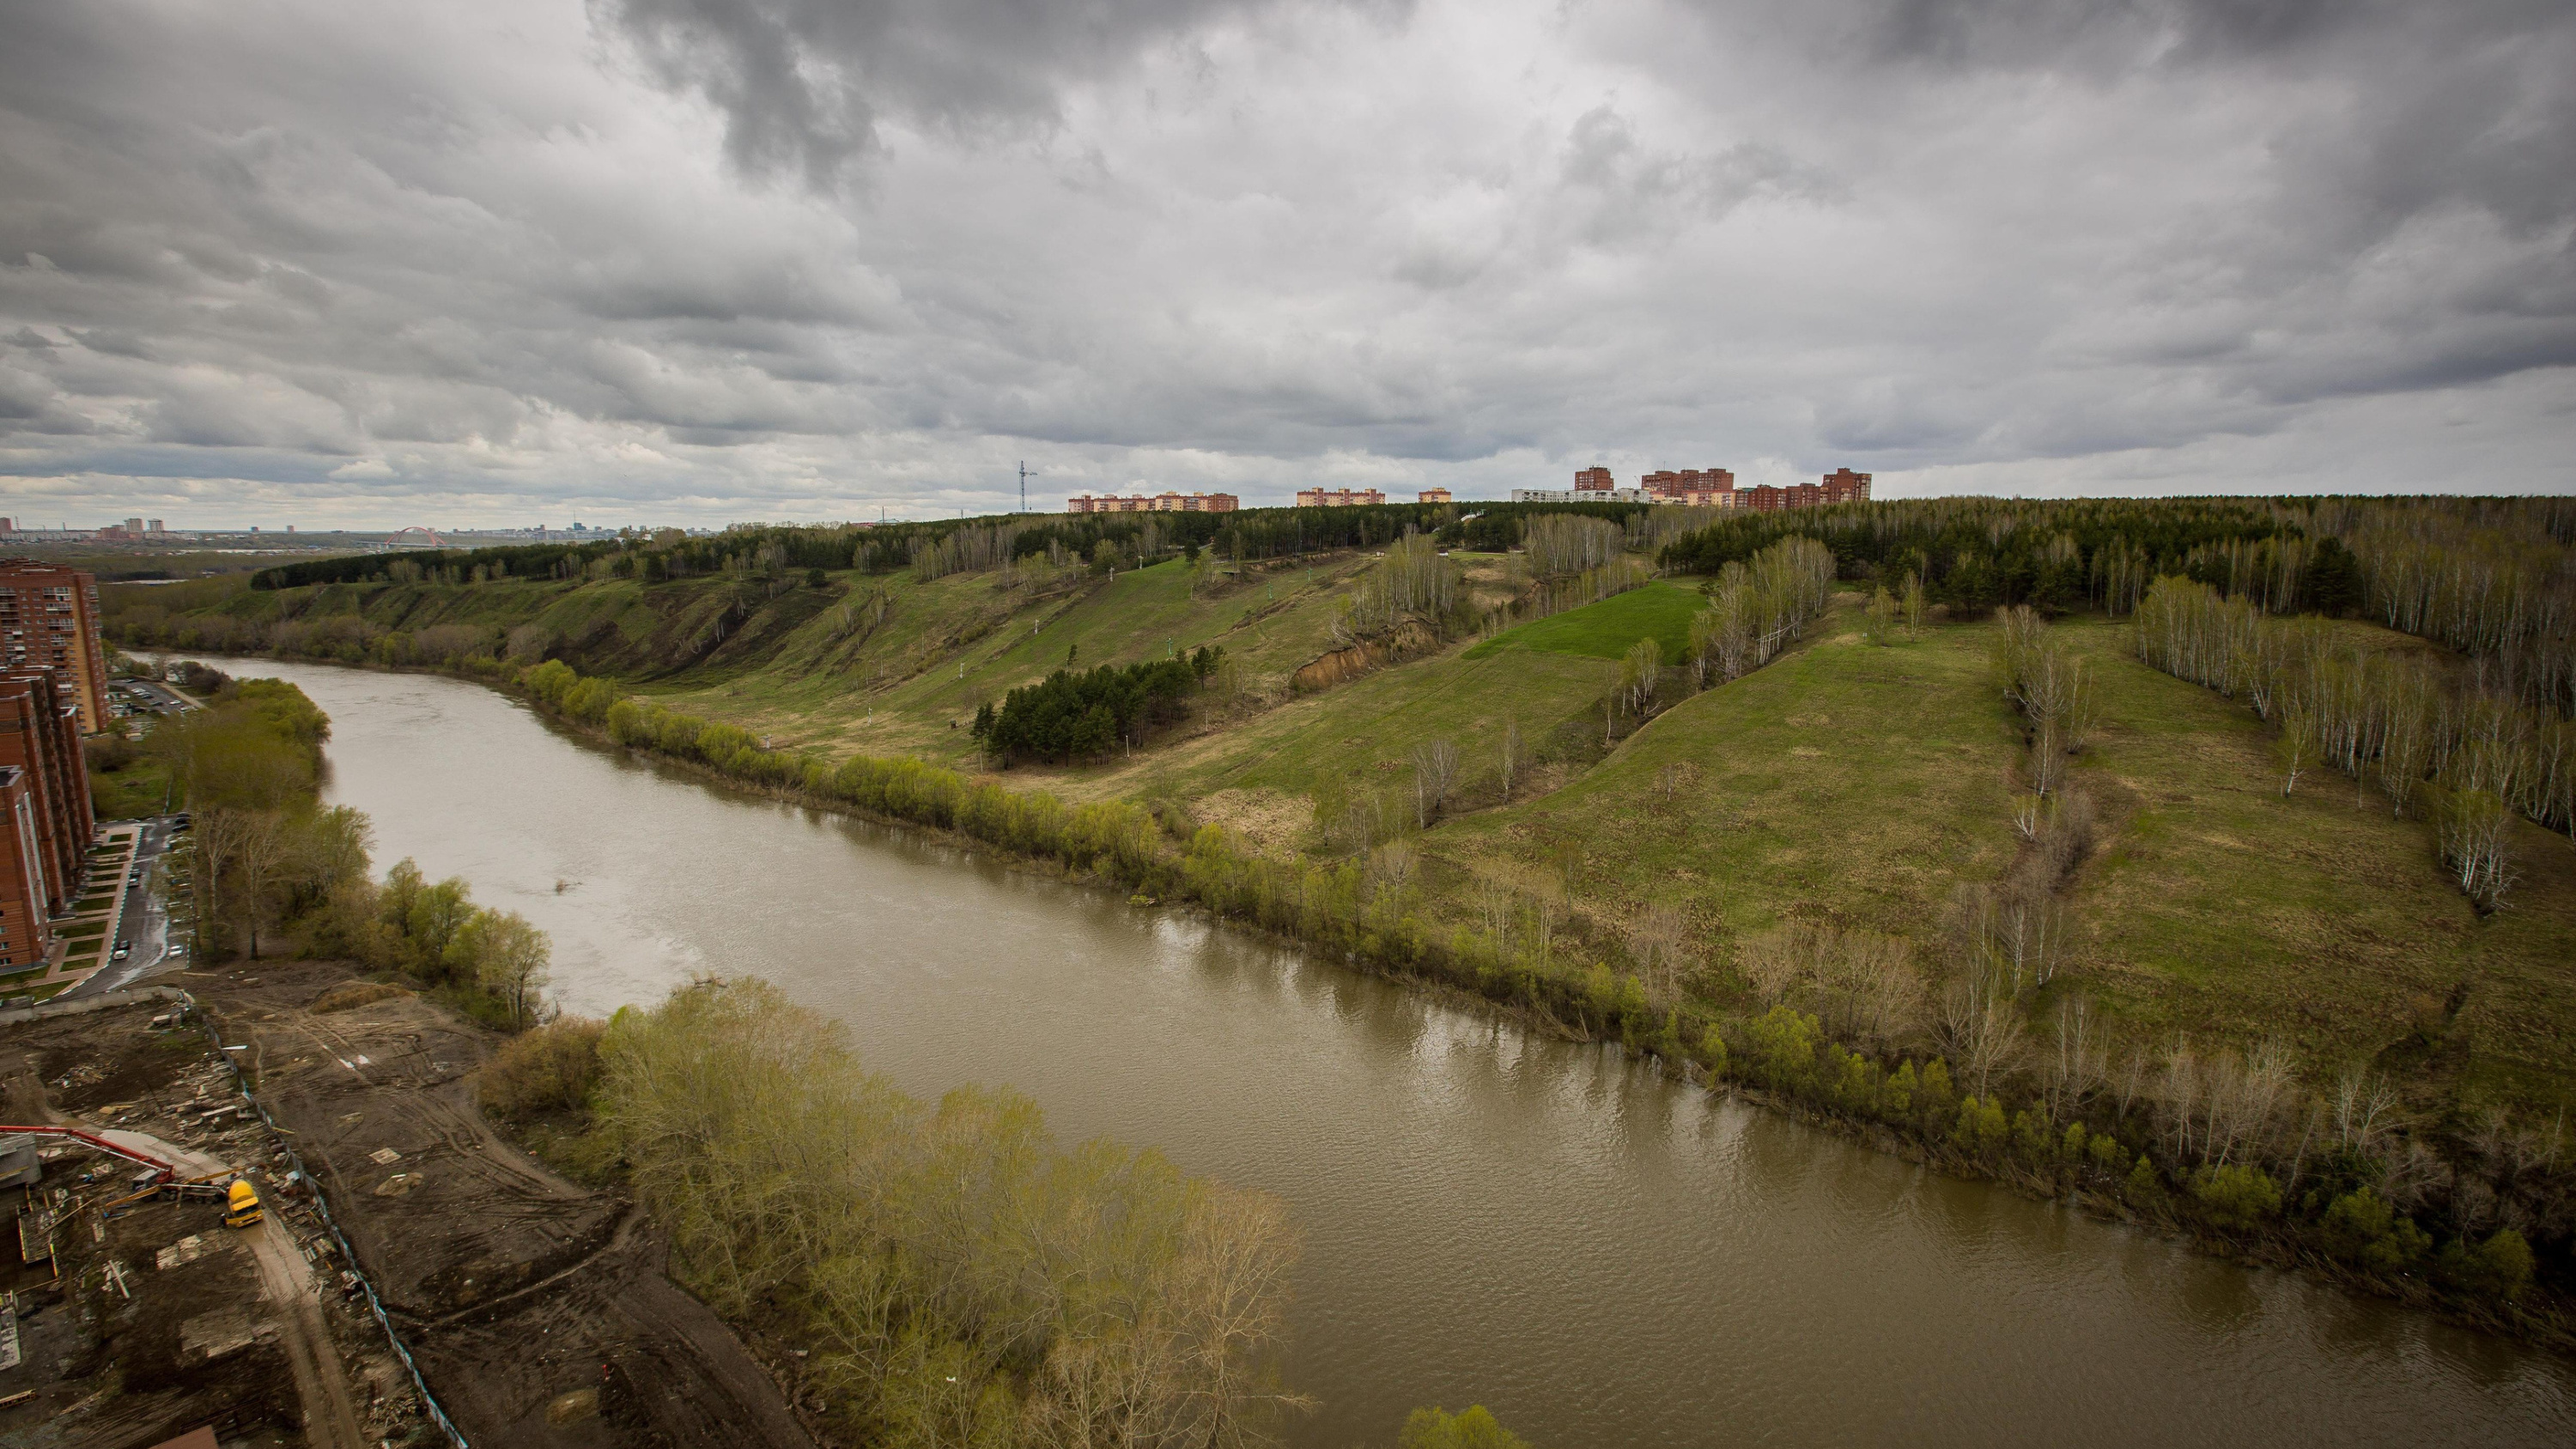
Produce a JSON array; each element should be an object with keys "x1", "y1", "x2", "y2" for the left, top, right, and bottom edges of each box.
[
  {"x1": 0, "y1": 0, "x2": 2569, "y2": 524},
  {"x1": 598, "y1": 0, "x2": 1396, "y2": 185}
]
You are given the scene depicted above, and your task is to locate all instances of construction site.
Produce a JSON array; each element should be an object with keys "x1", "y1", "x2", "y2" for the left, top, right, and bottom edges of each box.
[{"x1": 0, "y1": 961, "x2": 815, "y2": 1449}]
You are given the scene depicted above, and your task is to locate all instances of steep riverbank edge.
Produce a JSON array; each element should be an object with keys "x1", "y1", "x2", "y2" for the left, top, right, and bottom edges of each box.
[{"x1": 145, "y1": 646, "x2": 2576, "y2": 1354}]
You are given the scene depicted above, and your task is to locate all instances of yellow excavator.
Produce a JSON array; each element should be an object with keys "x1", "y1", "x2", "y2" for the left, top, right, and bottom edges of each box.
[{"x1": 223, "y1": 1176, "x2": 264, "y2": 1229}]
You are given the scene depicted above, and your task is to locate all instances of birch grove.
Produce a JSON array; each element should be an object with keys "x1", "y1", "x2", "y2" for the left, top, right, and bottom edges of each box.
[{"x1": 600, "y1": 979, "x2": 1307, "y2": 1448}]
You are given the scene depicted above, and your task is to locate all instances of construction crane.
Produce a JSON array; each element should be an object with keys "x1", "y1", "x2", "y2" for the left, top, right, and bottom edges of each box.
[{"x1": 1, "y1": 1124, "x2": 236, "y2": 1209}]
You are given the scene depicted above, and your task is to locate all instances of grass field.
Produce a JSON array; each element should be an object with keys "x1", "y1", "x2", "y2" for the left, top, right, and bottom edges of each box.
[
  {"x1": 1426, "y1": 603, "x2": 2024, "y2": 948},
  {"x1": 1463, "y1": 579, "x2": 1704, "y2": 662},
  {"x1": 88, "y1": 755, "x2": 177, "y2": 821}
]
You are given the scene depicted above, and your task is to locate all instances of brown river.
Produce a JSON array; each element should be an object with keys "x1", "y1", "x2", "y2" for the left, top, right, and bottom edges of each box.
[{"x1": 210, "y1": 658, "x2": 2574, "y2": 1446}]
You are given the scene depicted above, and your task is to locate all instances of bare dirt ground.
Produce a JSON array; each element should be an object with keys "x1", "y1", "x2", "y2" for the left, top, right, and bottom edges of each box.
[
  {"x1": 197, "y1": 959, "x2": 813, "y2": 1449},
  {"x1": 0, "y1": 1000, "x2": 397, "y2": 1449}
]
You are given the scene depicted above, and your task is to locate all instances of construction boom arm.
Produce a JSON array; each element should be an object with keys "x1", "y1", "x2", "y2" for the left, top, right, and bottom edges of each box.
[{"x1": 0, "y1": 1124, "x2": 178, "y2": 1183}]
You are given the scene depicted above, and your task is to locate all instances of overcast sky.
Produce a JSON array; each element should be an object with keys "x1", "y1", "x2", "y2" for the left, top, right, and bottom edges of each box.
[{"x1": 3, "y1": 0, "x2": 2571, "y2": 528}]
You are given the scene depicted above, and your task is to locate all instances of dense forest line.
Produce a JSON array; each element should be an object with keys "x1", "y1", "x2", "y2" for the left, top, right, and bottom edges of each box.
[
  {"x1": 242, "y1": 497, "x2": 1692, "y2": 597},
  {"x1": 1659, "y1": 495, "x2": 2575, "y2": 715}
]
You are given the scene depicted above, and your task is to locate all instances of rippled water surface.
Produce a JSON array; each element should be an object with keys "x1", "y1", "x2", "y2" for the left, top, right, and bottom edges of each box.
[{"x1": 211, "y1": 657, "x2": 2575, "y2": 1446}]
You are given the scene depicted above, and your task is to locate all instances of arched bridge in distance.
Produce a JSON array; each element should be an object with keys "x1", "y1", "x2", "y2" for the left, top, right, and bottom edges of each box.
[{"x1": 388, "y1": 525, "x2": 446, "y2": 547}]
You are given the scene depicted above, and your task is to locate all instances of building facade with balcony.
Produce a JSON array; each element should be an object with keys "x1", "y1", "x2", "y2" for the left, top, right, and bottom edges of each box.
[{"x1": 0, "y1": 561, "x2": 108, "y2": 732}]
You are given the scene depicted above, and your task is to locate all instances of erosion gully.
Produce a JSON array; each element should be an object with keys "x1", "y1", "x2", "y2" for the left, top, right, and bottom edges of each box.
[{"x1": 201, "y1": 657, "x2": 2574, "y2": 1446}]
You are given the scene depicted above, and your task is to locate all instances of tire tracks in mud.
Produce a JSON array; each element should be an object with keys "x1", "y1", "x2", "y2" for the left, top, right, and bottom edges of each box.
[
  {"x1": 209, "y1": 963, "x2": 817, "y2": 1449},
  {"x1": 243, "y1": 1215, "x2": 367, "y2": 1449}
]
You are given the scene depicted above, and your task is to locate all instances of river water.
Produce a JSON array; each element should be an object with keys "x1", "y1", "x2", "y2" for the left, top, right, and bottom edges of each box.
[{"x1": 204, "y1": 658, "x2": 2573, "y2": 1446}]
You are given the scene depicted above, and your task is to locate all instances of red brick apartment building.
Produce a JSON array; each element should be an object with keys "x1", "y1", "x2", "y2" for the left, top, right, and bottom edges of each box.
[
  {"x1": 1294, "y1": 488, "x2": 1388, "y2": 507},
  {"x1": 0, "y1": 561, "x2": 109, "y2": 732},
  {"x1": 0, "y1": 670, "x2": 91, "y2": 971},
  {"x1": 1640, "y1": 468, "x2": 1735, "y2": 498},
  {"x1": 1065, "y1": 491, "x2": 1241, "y2": 514},
  {"x1": 1573, "y1": 467, "x2": 1615, "y2": 492}
]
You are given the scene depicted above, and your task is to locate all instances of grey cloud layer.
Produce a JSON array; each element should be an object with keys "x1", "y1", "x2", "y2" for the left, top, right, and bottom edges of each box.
[{"x1": 1, "y1": 0, "x2": 2569, "y2": 526}]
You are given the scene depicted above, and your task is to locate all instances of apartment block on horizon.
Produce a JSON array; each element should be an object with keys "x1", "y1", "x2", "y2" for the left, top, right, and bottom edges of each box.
[
  {"x1": 1528, "y1": 464, "x2": 1870, "y2": 512},
  {"x1": 1418, "y1": 488, "x2": 1453, "y2": 504},
  {"x1": 1065, "y1": 490, "x2": 1242, "y2": 514},
  {"x1": 1294, "y1": 488, "x2": 1387, "y2": 507},
  {"x1": 0, "y1": 561, "x2": 109, "y2": 732}
]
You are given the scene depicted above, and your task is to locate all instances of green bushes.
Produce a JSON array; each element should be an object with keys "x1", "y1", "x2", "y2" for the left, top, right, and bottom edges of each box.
[
  {"x1": 479, "y1": 1017, "x2": 606, "y2": 1119},
  {"x1": 2190, "y1": 1164, "x2": 2282, "y2": 1230},
  {"x1": 352, "y1": 858, "x2": 552, "y2": 1025},
  {"x1": 1396, "y1": 1405, "x2": 1531, "y2": 1449},
  {"x1": 1744, "y1": 1004, "x2": 1823, "y2": 1091},
  {"x1": 2437, "y1": 1229, "x2": 2535, "y2": 1302},
  {"x1": 969, "y1": 650, "x2": 1220, "y2": 764},
  {"x1": 2319, "y1": 1188, "x2": 2431, "y2": 1273}
]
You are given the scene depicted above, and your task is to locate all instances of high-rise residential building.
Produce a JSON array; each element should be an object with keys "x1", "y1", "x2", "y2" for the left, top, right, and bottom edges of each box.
[
  {"x1": 1294, "y1": 488, "x2": 1387, "y2": 507},
  {"x1": 1641, "y1": 468, "x2": 1735, "y2": 499},
  {"x1": 148, "y1": 519, "x2": 165, "y2": 533},
  {"x1": 0, "y1": 669, "x2": 91, "y2": 973},
  {"x1": 1573, "y1": 467, "x2": 1615, "y2": 491},
  {"x1": 0, "y1": 561, "x2": 110, "y2": 732},
  {"x1": 1820, "y1": 468, "x2": 1873, "y2": 503}
]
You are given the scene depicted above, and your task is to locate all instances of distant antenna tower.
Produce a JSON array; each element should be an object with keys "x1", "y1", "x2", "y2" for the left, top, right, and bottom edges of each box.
[{"x1": 1018, "y1": 460, "x2": 1030, "y2": 514}]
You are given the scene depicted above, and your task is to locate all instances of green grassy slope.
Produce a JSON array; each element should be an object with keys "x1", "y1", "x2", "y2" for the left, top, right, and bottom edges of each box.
[
  {"x1": 1425, "y1": 603, "x2": 2024, "y2": 943},
  {"x1": 1463, "y1": 579, "x2": 1704, "y2": 662},
  {"x1": 649, "y1": 555, "x2": 1377, "y2": 766}
]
